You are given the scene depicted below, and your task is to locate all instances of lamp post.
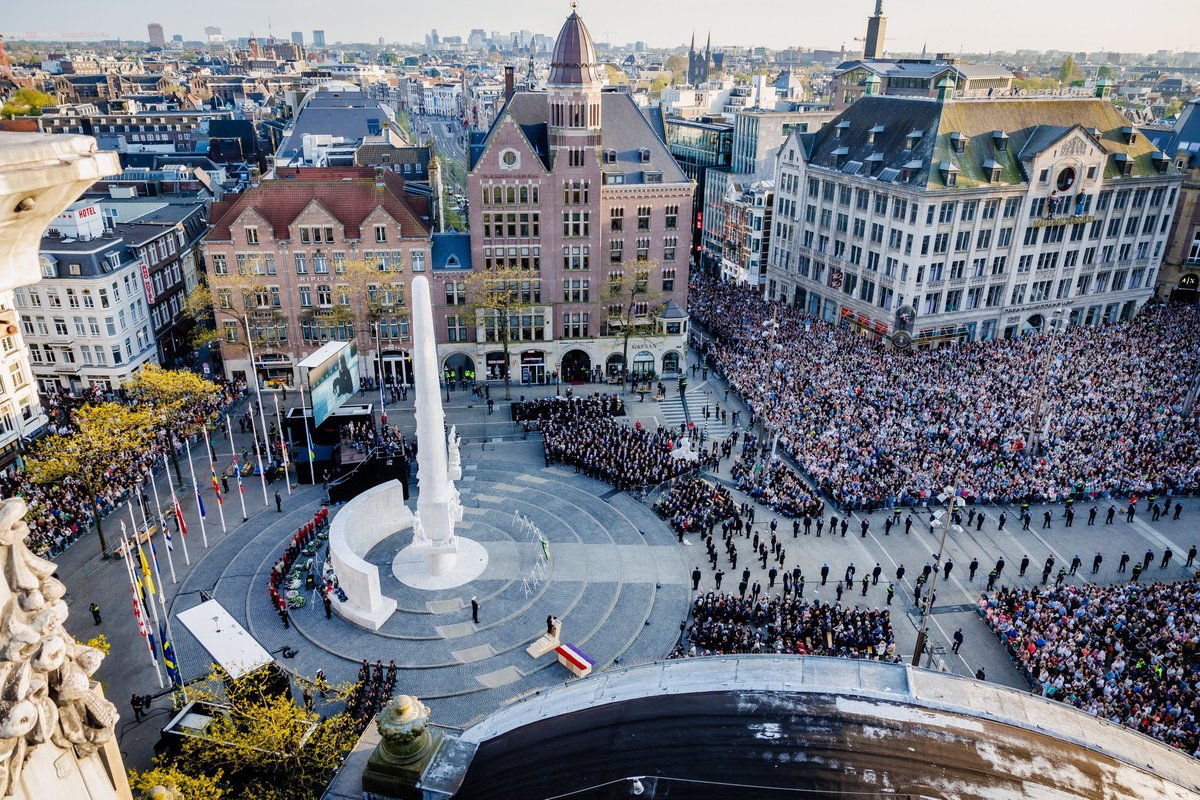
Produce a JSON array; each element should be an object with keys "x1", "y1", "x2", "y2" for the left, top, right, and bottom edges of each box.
[
  {"x1": 1026, "y1": 306, "x2": 1066, "y2": 456},
  {"x1": 912, "y1": 485, "x2": 959, "y2": 668}
]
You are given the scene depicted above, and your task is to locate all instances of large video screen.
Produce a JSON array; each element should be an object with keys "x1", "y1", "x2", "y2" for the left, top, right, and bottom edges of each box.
[{"x1": 306, "y1": 341, "x2": 359, "y2": 427}]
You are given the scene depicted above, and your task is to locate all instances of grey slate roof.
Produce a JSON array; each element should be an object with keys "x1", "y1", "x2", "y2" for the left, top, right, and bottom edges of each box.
[
  {"x1": 276, "y1": 91, "x2": 392, "y2": 166},
  {"x1": 476, "y1": 91, "x2": 688, "y2": 184},
  {"x1": 432, "y1": 232, "x2": 473, "y2": 270},
  {"x1": 1155, "y1": 99, "x2": 1200, "y2": 169}
]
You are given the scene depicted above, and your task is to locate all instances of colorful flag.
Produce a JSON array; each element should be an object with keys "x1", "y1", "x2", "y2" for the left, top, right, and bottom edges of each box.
[
  {"x1": 137, "y1": 540, "x2": 156, "y2": 598},
  {"x1": 173, "y1": 497, "x2": 188, "y2": 538},
  {"x1": 231, "y1": 452, "x2": 245, "y2": 495},
  {"x1": 195, "y1": 486, "x2": 207, "y2": 519},
  {"x1": 149, "y1": 537, "x2": 165, "y2": 582},
  {"x1": 211, "y1": 463, "x2": 223, "y2": 506},
  {"x1": 164, "y1": 522, "x2": 173, "y2": 552},
  {"x1": 160, "y1": 621, "x2": 182, "y2": 688},
  {"x1": 146, "y1": 626, "x2": 158, "y2": 661}
]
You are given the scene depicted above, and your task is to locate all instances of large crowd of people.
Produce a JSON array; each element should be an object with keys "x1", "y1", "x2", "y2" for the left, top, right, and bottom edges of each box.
[
  {"x1": 542, "y1": 396, "x2": 714, "y2": 490},
  {"x1": 689, "y1": 278, "x2": 1200, "y2": 509},
  {"x1": 979, "y1": 580, "x2": 1200, "y2": 756},
  {"x1": 684, "y1": 591, "x2": 898, "y2": 660},
  {"x1": 4, "y1": 378, "x2": 244, "y2": 556},
  {"x1": 513, "y1": 394, "x2": 624, "y2": 422},
  {"x1": 654, "y1": 476, "x2": 736, "y2": 535}
]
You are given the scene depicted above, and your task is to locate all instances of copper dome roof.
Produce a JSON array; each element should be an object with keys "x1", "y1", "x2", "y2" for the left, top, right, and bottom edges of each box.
[{"x1": 548, "y1": 9, "x2": 603, "y2": 86}]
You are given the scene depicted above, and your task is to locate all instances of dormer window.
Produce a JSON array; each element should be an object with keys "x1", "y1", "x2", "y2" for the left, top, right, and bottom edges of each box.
[
  {"x1": 902, "y1": 159, "x2": 922, "y2": 183},
  {"x1": 905, "y1": 129, "x2": 923, "y2": 149},
  {"x1": 1152, "y1": 151, "x2": 1170, "y2": 173},
  {"x1": 867, "y1": 124, "x2": 885, "y2": 145},
  {"x1": 982, "y1": 158, "x2": 1002, "y2": 184},
  {"x1": 938, "y1": 161, "x2": 959, "y2": 187},
  {"x1": 865, "y1": 152, "x2": 884, "y2": 176},
  {"x1": 834, "y1": 120, "x2": 851, "y2": 139},
  {"x1": 831, "y1": 146, "x2": 849, "y2": 169},
  {"x1": 991, "y1": 130, "x2": 1009, "y2": 152},
  {"x1": 949, "y1": 131, "x2": 966, "y2": 154},
  {"x1": 1120, "y1": 126, "x2": 1138, "y2": 145},
  {"x1": 604, "y1": 149, "x2": 617, "y2": 164},
  {"x1": 1113, "y1": 153, "x2": 1133, "y2": 177},
  {"x1": 639, "y1": 148, "x2": 651, "y2": 164}
]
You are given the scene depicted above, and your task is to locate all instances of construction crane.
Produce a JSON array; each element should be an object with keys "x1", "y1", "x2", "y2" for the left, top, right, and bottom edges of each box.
[{"x1": 0, "y1": 34, "x2": 13, "y2": 81}]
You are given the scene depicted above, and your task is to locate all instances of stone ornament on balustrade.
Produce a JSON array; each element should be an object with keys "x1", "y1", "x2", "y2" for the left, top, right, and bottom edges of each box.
[{"x1": 0, "y1": 497, "x2": 118, "y2": 796}]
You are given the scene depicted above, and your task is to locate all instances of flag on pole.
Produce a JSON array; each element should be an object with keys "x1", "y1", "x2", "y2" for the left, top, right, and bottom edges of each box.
[
  {"x1": 195, "y1": 486, "x2": 207, "y2": 519},
  {"x1": 137, "y1": 540, "x2": 156, "y2": 598},
  {"x1": 231, "y1": 452, "x2": 245, "y2": 495},
  {"x1": 160, "y1": 621, "x2": 182, "y2": 688},
  {"x1": 211, "y1": 462, "x2": 224, "y2": 504},
  {"x1": 149, "y1": 537, "x2": 165, "y2": 582},
  {"x1": 173, "y1": 497, "x2": 188, "y2": 538},
  {"x1": 164, "y1": 522, "x2": 173, "y2": 552},
  {"x1": 146, "y1": 626, "x2": 158, "y2": 661}
]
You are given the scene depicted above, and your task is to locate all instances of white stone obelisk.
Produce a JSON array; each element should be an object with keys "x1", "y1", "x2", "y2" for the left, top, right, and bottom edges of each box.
[{"x1": 410, "y1": 275, "x2": 458, "y2": 573}]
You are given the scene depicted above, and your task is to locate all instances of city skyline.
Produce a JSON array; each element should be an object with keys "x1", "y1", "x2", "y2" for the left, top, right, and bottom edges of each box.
[{"x1": 5, "y1": 0, "x2": 1200, "y2": 54}]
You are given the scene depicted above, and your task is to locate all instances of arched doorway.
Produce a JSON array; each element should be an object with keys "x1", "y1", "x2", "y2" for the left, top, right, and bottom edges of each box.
[
  {"x1": 661, "y1": 350, "x2": 681, "y2": 375},
  {"x1": 1021, "y1": 313, "x2": 1045, "y2": 336},
  {"x1": 605, "y1": 353, "x2": 624, "y2": 380},
  {"x1": 444, "y1": 353, "x2": 476, "y2": 385},
  {"x1": 632, "y1": 351, "x2": 655, "y2": 379},
  {"x1": 561, "y1": 349, "x2": 591, "y2": 383}
]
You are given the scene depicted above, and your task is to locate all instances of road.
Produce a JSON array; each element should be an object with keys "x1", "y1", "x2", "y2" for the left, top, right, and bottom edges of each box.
[{"x1": 410, "y1": 112, "x2": 469, "y2": 194}]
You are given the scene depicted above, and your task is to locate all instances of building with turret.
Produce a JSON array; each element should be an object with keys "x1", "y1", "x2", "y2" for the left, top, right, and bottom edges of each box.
[{"x1": 460, "y1": 7, "x2": 694, "y2": 384}]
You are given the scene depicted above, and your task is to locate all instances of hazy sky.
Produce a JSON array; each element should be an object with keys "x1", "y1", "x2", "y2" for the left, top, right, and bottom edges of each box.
[{"x1": 5, "y1": 0, "x2": 1199, "y2": 54}]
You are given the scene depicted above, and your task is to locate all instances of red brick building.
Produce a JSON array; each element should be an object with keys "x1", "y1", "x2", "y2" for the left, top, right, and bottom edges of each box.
[{"x1": 204, "y1": 168, "x2": 433, "y2": 386}]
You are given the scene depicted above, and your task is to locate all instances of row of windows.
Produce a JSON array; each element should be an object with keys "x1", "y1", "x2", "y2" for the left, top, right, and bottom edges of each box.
[
  {"x1": 242, "y1": 224, "x2": 400, "y2": 245},
  {"x1": 481, "y1": 183, "x2": 542, "y2": 206},
  {"x1": 210, "y1": 250, "x2": 426, "y2": 276}
]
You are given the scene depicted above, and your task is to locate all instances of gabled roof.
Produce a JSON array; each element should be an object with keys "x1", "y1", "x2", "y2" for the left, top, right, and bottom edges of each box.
[
  {"x1": 804, "y1": 95, "x2": 1166, "y2": 189},
  {"x1": 207, "y1": 168, "x2": 430, "y2": 242},
  {"x1": 432, "y1": 232, "x2": 472, "y2": 270}
]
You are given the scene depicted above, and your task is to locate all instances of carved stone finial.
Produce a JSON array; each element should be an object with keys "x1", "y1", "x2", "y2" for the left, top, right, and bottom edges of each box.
[
  {"x1": 375, "y1": 695, "x2": 433, "y2": 764},
  {"x1": 0, "y1": 497, "x2": 118, "y2": 796}
]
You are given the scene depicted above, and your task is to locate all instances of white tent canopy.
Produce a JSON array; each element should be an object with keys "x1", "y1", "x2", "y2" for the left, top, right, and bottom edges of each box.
[{"x1": 176, "y1": 599, "x2": 274, "y2": 680}]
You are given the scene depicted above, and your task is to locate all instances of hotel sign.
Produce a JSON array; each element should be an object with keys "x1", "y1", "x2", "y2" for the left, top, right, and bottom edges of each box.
[{"x1": 1031, "y1": 214, "x2": 1094, "y2": 229}]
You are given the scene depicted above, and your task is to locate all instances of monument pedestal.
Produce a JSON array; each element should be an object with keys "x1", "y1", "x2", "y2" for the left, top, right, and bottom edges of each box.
[{"x1": 361, "y1": 696, "x2": 442, "y2": 800}]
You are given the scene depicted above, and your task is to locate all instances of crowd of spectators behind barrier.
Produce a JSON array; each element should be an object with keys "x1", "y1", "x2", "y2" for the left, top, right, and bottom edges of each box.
[
  {"x1": 683, "y1": 591, "x2": 898, "y2": 661},
  {"x1": 654, "y1": 476, "x2": 736, "y2": 535},
  {"x1": 979, "y1": 580, "x2": 1200, "y2": 756},
  {"x1": 688, "y1": 277, "x2": 1200, "y2": 510},
  {"x1": 2, "y1": 379, "x2": 244, "y2": 556}
]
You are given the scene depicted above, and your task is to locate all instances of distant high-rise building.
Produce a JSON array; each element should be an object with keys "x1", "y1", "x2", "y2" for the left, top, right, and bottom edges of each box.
[
  {"x1": 863, "y1": 0, "x2": 886, "y2": 59},
  {"x1": 291, "y1": 31, "x2": 304, "y2": 45},
  {"x1": 147, "y1": 23, "x2": 165, "y2": 48},
  {"x1": 378, "y1": 36, "x2": 385, "y2": 46},
  {"x1": 172, "y1": 34, "x2": 183, "y2": 43},
  {"x1": 204, "y1": 26, "x2": 221, "y2": 37},
  {"x1": 431, "y1": 28, "x2": 440, "y2": 47},
  {"x1": 312, "y1": 29, "x2": 326, "y2": 48}
]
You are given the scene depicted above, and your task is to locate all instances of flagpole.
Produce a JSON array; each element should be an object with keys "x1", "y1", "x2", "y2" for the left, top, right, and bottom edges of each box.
[
  {"x1": 120, "y1": 528, "x2": 163, "y2": 687},
  {"x1": 147, "y1": 468, "x2": 177, "y2": 583},
  {"x1": 244, "y1": 314, "x2": 272, "y2": 461},
  {"x1": 131, "y1": 504, "x2": 163, "y2": 640},
  {"x1": 162, "y1": 451, "x2": 190, "y2": 566},
  {"x1": 226, "y1": 413, "x2": 249, "y2": 522},
  {"x1": 202, "y1": 424, "x2": 227, "y2": 533},
  {"x1": 299, "y1": 377, "x2": 317, "y2": 484},
  {"x1": 246, "y1": 403, "x2": 270, "y2": 507},
  {"x1": 377, "y1": 319, "x2": 387, "y2": 430},
  {"x1": 183, "y1": 435, "x2": 210, "y2": 547},
  {"x1": 274, "y1": 392, "x2": 291, "y2": 495}
]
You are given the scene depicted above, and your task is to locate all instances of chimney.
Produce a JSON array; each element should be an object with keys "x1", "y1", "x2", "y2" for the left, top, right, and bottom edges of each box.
[
  {"x1": 248, "y1": 166, "x2": 261, "y2": 187},
  {"x1": 504, "y1": 65, "x2": 515, "y2": 101}
]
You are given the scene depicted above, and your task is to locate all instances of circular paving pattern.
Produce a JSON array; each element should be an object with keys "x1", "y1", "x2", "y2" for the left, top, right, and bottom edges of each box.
[
  {"x1": 392, "y1": 537, "x2": 491, "y2": 590},
  {"x1": 170, "y1": 453, "x2": 690, "y2": 727}
]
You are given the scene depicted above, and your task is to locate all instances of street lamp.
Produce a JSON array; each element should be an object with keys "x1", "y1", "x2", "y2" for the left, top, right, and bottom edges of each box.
[
  {"x1": 1026, "y1": 306, "x2": 1067, "y2": 456},
  {"x1": 912, "y1": 485, "x2": 960, "y2": 667}
]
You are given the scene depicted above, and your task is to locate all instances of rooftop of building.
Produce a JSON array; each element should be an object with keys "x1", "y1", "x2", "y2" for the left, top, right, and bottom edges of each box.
[
  {"x1": 431, "y1": 232, "x2": 473, "y2": 270},
  {"x1": 206, "y1": 167, "x2": 431, "y2": 241},
  {"x1": 472, "y1": 91, "x2": 689, "y2": 185},
  {"x1": 275, "y1": 89, "x2": 395, "y2": 165},
  {"x1": 799, "y1": 94, "x2": 1170, "y2": 189},
  {"x1": 547, "y1": 9, "x2": 603, "y2": 87}
]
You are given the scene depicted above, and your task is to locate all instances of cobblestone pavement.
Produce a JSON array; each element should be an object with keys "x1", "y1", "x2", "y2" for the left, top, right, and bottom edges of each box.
[{"x1": 57, "y1": 359, "x2": 1200, "y2": 772}]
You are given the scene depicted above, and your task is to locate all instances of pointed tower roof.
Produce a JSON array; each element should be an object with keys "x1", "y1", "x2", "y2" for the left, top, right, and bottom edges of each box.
[{"x1": 548, "y1": 5, "x2": 603, "y2": 87}]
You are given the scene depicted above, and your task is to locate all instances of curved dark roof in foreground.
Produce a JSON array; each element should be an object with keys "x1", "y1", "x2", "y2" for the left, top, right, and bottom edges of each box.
[{"x1": 421, "y1": 657, "x2": 1200, "y2": 800}]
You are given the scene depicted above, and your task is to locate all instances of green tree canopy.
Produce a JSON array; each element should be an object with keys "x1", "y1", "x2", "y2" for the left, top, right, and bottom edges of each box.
[{"x1": 0, "y1": 87, "x2": 54, "y2": 119}]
